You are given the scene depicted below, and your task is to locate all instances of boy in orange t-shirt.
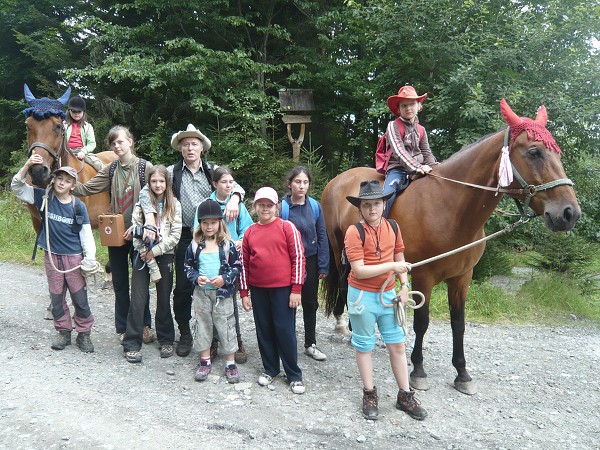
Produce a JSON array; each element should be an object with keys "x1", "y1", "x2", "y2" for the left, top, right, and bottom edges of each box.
[{"x1": 344, "y1": 180, "x2": 427, "y2": 421}]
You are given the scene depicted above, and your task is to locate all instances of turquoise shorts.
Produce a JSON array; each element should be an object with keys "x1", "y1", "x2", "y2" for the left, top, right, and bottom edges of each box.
[{"x1": 347, "y1": 285, "x2": 405, "y2": 352}]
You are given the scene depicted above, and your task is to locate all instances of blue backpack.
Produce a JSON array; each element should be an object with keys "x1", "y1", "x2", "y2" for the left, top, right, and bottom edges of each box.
[{"x1": 281, "y1": 196, "x2": 320, "y2": 221}]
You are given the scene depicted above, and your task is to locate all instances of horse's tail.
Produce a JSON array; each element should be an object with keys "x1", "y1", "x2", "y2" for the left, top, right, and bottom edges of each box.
[{"x1": 324, "y1": 242, "x2": 340, "y2": 317}]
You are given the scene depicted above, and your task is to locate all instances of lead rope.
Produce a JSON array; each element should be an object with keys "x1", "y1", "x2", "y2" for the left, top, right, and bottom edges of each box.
[{"x1": 379, "y1": 215, "x2": 530, "y2": 333}]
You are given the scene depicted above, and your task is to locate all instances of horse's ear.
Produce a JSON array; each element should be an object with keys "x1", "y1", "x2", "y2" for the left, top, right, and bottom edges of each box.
[
  {"x1": 499, "y1": 98, "x2": 523, "y2": 127},
  {"x1": 24, "y1": 84, "x2": 36, "y2": 105},
  {"x1": 535, "y1": 105, "x2": 548, "y2": 126},
  {"x1": 57, "y1": 86, "x2": 72, "y2": 106}
]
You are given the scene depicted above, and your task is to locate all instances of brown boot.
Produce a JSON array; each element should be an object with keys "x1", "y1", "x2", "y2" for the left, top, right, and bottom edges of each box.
[
  {"x1": 396, "y1": 389, "x2": 427, "y2": 420},
  {"x1": 362, "y1": 387, "x2": 378, "y2": 420},
  {"x1": 234, "y1": 340, "x2": 247, "y2": 364}
]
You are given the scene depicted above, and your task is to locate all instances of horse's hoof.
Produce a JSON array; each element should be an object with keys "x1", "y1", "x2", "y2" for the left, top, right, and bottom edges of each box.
[
  {"x1": 409, "y1": 375, "x2": 430, "y2": 391},
  {"x1": 334, "y1": 316, "x2": 351, "y2": 335},
  {"x1": 454, "y1": 380, "x2": 477, "y2": 395}
]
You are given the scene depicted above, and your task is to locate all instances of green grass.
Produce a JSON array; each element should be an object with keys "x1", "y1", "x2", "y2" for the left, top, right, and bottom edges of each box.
[{"x1": 0, "y1": 190, "x2": 108, "y2": 266}]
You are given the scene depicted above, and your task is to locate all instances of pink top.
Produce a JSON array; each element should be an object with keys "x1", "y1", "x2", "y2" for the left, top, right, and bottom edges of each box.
[{"x1": 68, "y1": 122, "x2": 84, "y2": 149}]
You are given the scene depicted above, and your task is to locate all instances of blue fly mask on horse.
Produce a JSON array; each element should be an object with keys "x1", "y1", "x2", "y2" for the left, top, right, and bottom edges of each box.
[{"x1": 22, "y1": 84, "x2": 70, "y2": 120}]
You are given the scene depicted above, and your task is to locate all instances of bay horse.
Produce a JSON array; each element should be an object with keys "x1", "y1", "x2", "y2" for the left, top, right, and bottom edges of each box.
[
  {"x1": 22, "y1": 84, "x2": 117, "y2": 232},
  {"x1": 322, "y1": 99, "x2": 580, "y2": 394}
]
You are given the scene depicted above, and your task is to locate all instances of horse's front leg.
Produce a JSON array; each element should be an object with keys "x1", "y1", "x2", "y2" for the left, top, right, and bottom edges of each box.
[
  {"x1": 448, "y1": 274, "x2": 477, "y2": 395},
  {"x1": 410, "y1": 302, "x2": 430, "y2": 391}
]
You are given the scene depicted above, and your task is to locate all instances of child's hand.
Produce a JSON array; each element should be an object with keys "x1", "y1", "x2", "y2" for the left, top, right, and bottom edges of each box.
[
  {"x1": 197, "y1": 275, "x2": 208, "y2": 287},
  {"x1": 209, "y1": 275, "x2": 224, "y2": 288},
  {"x1": 124, "y1": 226, "x2": 133, "y2": 241},
  {"x1": 289, "y1": 292, "x2": 301, "y2": 309},
  {"x1": 235, "y1": 240, "x2": 243, "y2": 252},
  {"x1": 76, "y1": 151, "x2": 85, "y2": 160},
  {"x1": 241, "y1": 296, "x2": 252, "y2": 311},
  {"x1": 25, "y1": 154, "x2": 43, "y2": 169},
  {"x1": 394, "y1": 262, "x2": 411, "y2": 274}
]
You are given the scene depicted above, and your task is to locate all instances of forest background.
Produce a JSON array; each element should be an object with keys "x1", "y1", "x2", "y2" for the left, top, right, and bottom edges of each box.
[{"x1": 0, "y1": 0, "x2": 598, "y2": 320}]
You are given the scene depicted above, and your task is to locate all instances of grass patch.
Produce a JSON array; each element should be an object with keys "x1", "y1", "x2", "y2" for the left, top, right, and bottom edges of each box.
[{"x1": 0, "y1": 190, "x2": 108, "y2": 266}]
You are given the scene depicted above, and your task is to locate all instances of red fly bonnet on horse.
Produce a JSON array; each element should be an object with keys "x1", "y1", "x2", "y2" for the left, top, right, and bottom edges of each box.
[{"x1": 21, "y1": 84, "x2": 70, "y2": 121}]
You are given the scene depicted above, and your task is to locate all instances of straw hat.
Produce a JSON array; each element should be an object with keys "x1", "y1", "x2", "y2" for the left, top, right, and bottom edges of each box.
[{"x1": 171, "y1": 124, "x2": 212, "y2": 152}]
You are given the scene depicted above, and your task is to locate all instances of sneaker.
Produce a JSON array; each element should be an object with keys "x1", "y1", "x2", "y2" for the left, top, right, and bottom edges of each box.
[
  {"x1": 194, "y1": 361, "x2": 212, "y2": 381},
  {"x1": 396, "y1": 389, "x2": 427, "y2": 420},
  {"x1": 76, "y1": 332, "x2": 94, "y2": 353},
  {"x1": 225, "y1": 364, "x2": 240, "y2": 384},
  {"x1": 51, "y1": 331, "x2": 71, "y2": 350},
  {"x1": 257, "y1": 373, "x2": 273, "y2": 386},
  {"x1": 363, "y1": 386, "x2": 379, "y2": 420},
  {"x1": 143, "y1": 326, "x2": 155, "y2": 344},
  {"x1": 234, "y1": 340, "x2": 247, "y2": 364},
  {"x1": 176, "y1": 333, "x2": 193, "y2": 357},
  {"x1": 118, "y1": 332, "x2": 125, "y2": 344},
  {"x1": 124, "y1": 350, "x2": 143, "y2": 363},
  {"x1": 304, "y1": 344, "x2": 327, "y2": 361},
  {"x1": 290, "y1": 380, "x2": 306, "y2": 394},
  {"x1": 160, "y1": 344, "x2": 174, "y2": 358}
]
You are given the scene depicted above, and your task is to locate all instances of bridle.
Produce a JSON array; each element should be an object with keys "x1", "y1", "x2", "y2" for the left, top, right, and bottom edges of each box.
[
  {"x1": 427, "y1": 128, "x2": 573, "y2": 220},
  {"x1": 27, "y1": 123, "x2": 84, "y2": 174}
]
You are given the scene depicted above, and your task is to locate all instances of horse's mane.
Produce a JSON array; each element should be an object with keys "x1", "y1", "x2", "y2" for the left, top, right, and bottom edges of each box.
[{"x1": 439, "y1": 131, "x2": 500, "y2": 166}]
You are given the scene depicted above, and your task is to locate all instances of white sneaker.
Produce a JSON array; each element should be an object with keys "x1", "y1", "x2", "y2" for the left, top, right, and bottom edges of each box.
[
  {"x1": 290, "y1": 380, "x2": 306, "y2": 394},
  {"x1": 257, "y1": 373, "x2": 273, "y2": 386},
  {"x1": 305, "y1": 344, "x2": 327, "y2": 361}
]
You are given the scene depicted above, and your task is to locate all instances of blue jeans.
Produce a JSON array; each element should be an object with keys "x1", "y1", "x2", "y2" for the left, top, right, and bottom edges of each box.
[{"x1": 383, "y1": 168, "x2": 410, "y2": 217}]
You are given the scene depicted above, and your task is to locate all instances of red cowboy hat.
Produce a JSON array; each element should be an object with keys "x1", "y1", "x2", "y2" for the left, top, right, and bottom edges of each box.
[{"x1": 387, "y1": 85, "x2": 428, "y2": 115}]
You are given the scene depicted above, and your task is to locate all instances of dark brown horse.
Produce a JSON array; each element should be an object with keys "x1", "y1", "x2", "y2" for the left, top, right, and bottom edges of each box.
[
  {"x1": 23, "y1": 85, "x2": 117, "y2": 232},
  {"x1": 322, "y1": 99, "x2": 580, "y2": 394}
]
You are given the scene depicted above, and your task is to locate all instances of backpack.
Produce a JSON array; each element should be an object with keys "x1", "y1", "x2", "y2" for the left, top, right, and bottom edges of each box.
[
  {"x1": 375, "y1": 119, "x2": 425, "y2": 174},
  {"x1": 108, "y1": 159, "x2": 147, "y2": 197},
  {"x1": 281, "y1": 196, "x2": 320, "y2": 221}
]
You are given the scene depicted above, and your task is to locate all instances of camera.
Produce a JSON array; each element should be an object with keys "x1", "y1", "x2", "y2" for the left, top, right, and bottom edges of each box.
[{"x1": 132, "y1": 225, "x2": 145, "y2": 239}]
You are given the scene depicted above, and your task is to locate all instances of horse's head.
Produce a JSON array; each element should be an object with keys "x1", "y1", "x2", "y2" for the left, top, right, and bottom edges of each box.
[
  {"x1": 500, "y1": 99, "x2": 580, "y2": 231},
  {"x1": 22, "y1": 84, "x2": 70, "y2": 187}
]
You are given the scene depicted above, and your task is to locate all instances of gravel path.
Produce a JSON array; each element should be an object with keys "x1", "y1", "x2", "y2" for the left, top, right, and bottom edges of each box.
[{"x1": 0, "y1": 261, "x2": 598, "y2": 449}]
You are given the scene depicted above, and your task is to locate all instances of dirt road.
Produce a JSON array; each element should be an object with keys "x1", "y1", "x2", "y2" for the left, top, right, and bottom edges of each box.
[{"x1": 0, "y1": 262, "x2": 598, "y2": 449}]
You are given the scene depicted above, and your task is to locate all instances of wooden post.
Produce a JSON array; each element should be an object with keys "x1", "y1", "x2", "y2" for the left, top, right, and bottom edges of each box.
[{"x1": 287, "y1": 123, "x2": 306, "y2": 162}]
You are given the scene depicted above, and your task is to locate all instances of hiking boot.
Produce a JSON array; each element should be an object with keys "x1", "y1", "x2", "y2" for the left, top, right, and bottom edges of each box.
[
  {"x1": 76, "y1": 332, "x2": 94, "y2": 353},
  {"x1": 305, "y1": 344, "x2": 327, "y2": 361},
  {"x1": 396, "y1": 389, "x2": 428, "y2": 420},
  {"x1": 225, "y1": 364, "x2": 240, "y2": 384},
  {"x1": 210, "y1": 339, "x2": 219, "y2": 359},
  {"x1": 194, "y1": 361, "x2": 212, "y2": 381},
  {"x1": 124, "y1": 350, "x2": 143, "y2": 363},
  {"x1": 290, "y1": 380, "x2": 306, "y2": 394},
  {"x1": 234, "y1": 340, "x2": 247, "y2": 364},
  {"x1": 51, "y1": 331, "x2": 72, "y2": 350},
  {"x1": 176, "y1": 333, "x2": 193, "y2": 357},
  {"x1": 257, "y1": 373, "x2": 273, "y2": 386},
  {"x1": 160, "y1": 344, "x2": 174, "y2": 358},
  {"x1": 143, "y1": 326, "x2": 155, "y2": 344},
  {"x1": 362, "y1": 386, "x2": 379, "y2": 420}
]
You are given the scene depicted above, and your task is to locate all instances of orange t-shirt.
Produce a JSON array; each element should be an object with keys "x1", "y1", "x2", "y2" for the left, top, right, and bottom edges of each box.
[{"x1": 344, "y1": 219, "x2": 405, "y2": 292}]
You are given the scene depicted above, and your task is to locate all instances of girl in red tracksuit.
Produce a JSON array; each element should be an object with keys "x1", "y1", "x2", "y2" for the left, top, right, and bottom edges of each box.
[{"x1": 240, "y1": 187, "x2": 306, "y2": 394}]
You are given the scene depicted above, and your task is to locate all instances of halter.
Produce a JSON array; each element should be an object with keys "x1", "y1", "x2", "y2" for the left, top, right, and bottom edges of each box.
[
  {"x1": 428, "y1": 128, "x2": 573, "y2": 220},
  {"x1": 27, "y1": 125, "x2": 83, "y2": 173}
]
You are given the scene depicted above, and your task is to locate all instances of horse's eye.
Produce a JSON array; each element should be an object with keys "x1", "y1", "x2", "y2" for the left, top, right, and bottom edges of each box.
[{"x1": 527, "y1": 147, "x2": 542, "y2": 158}]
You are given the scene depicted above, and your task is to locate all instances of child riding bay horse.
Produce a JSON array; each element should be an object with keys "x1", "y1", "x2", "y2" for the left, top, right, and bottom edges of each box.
[
  {"x1": 22, "y1": 84, "x2": 117, "y2": 233},
  {"x1": 321, "y1": 99, "x2": 580, "y2": 395}
]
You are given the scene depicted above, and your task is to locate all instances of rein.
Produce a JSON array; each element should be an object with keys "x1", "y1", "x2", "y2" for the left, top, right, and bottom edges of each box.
[
  {"x1": 427, "y1": 128, "x2": 573, "y2": 220},
  {"x1": 378, "y1": 127, "x2": 573, "y2": 330}
]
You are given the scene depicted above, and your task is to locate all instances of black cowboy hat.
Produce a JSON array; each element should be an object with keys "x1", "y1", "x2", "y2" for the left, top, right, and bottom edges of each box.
[{"x1": 346, "y1": 180, "x2": 393, "y2": 207}]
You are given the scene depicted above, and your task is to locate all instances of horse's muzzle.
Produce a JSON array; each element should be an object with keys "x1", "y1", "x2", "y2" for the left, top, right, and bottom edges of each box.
[
  {"x1": 28, "y1": 164, "x2": 51, "y2": 187},
  {"x1": 544, "y1": 204, "x2": 580, "y2": 232}
]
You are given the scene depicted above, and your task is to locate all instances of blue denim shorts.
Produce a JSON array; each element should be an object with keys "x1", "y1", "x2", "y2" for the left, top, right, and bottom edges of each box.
[{"x1": 347, "y1": 285, "x2": 405, "y2": 352}]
